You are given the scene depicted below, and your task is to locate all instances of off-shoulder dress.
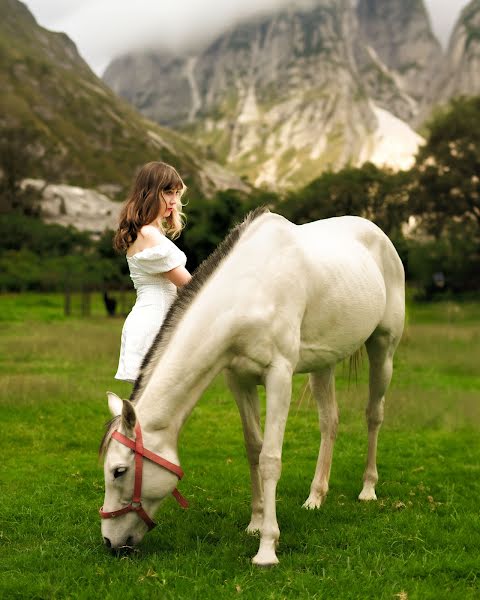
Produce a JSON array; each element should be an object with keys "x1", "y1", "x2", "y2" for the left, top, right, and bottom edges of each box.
[{"x1": 115, "y1": 236, "x2": 186, "y2": 383}]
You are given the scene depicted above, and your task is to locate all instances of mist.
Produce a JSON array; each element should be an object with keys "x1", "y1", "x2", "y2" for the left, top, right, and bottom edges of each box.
[{"x1": 24, "y1": 0, "x2": 470, "y2": 75}]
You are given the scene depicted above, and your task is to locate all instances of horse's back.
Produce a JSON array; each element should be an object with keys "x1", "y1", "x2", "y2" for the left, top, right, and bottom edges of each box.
[
  {"x1": 231, "y1": 213, "x2": 404, "y2": 316},
  {"x1": 224, "y1": 213, "x2": 404, "y2": 372},
  {"x1": 239, "y1": 213, "x2": 403, "y2": 274}
]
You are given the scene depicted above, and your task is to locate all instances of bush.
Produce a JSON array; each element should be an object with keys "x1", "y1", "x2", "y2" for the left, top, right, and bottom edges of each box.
[{"x1": 408, "y1": 222, "x2": 480, "y2": 298}]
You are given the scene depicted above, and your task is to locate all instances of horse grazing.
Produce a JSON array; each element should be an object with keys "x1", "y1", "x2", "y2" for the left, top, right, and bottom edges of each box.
[{"x1": 99, "y1": 209, "x2": 405, "y2": 566}]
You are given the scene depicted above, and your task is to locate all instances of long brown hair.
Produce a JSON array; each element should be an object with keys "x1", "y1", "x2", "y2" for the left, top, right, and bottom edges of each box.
[{"x1": 113, "y1": 161, "x2": 186, "y2": 252}]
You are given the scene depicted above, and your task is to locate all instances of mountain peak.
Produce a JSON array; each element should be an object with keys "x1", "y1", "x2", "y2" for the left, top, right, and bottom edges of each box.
[
  {"x1": 426, "y1": 0, "x2": 480, "y2": 107},
  {"x1": 104, "y1": 0, "x2": 434, "y2": 188}
]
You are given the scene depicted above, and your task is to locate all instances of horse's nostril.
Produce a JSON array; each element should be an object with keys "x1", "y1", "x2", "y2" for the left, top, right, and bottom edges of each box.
[
  {"x1": 126, "y1": 536, "x2": 134, "y2": 547},
  {"x1": 103, "y1": 537, "x2": 112, "y2": 548}
]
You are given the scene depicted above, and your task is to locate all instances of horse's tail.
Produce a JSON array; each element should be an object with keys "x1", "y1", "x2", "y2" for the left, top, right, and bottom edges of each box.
[{"x1": 348, "y1": 346, "x2": 364, "y2": 387}]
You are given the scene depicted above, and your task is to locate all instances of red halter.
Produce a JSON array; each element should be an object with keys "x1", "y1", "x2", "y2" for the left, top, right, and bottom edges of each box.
[{"x1": 99, "y1": 421, "x2": 188, "y2": 530}]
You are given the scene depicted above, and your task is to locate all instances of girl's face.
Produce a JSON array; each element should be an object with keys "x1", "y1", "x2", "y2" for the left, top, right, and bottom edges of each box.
[{"x1": 159, "y1": 189, "x2": 182, "y2": 218}]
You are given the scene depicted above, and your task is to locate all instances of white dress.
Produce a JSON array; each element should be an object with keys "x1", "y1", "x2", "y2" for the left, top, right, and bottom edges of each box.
[{"x1": 115, "y1": 236, "x2": 187, "y2": 383}]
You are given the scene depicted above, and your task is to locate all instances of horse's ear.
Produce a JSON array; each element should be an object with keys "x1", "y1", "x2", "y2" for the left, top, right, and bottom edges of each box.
[
  {"x1": 107, "y1": 391, "x2": 123, "y2": 417},
  {"x1": 121, "y1": 399, "x2": 137, "y2": 431}
]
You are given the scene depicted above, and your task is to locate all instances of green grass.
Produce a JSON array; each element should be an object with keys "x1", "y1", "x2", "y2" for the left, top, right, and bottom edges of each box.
[
  {"x1": 0, "y1": 292, "x2": 136, "y2": 322},
  {"x1": 0, "y1": 295, "x2": 479, "y2": 599}
]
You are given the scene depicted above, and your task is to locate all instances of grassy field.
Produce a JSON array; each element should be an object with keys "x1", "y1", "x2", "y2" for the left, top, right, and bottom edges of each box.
[{"x1": 0, "y1": 294, "x2": 479, "y2": 599}]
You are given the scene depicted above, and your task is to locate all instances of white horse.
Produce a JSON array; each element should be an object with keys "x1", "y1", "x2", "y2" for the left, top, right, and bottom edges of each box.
[{"x1": 100, "y1": 208, "x2": 405, "y2": 566}]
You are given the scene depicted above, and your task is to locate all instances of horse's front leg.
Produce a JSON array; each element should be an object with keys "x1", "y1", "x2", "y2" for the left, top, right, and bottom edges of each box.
[
  {"x1": 253, "y1": 362, "x2": 292, "y2": 566},
  {"x1": 225, "y1": 370, "x2": 264, "y2": 533}
]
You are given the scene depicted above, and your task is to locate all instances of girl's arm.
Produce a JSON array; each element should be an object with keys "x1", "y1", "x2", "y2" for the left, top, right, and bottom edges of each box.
[{"x1": 163, "y1": 266, "x2": 192, "y2": 287}]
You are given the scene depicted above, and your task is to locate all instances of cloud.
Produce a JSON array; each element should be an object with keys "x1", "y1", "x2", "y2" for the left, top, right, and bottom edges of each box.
[
  {"x1": 26, "y1": 0, "x2": 295, "y2": 74},
  {"x1": 24, "y1": 0, "x2": 471, "y2": 75}
]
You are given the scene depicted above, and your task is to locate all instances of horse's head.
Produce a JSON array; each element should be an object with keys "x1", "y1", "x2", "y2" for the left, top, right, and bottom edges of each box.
[{"x1": 100, "y1": 392, "x2": 182, "y2": 551}]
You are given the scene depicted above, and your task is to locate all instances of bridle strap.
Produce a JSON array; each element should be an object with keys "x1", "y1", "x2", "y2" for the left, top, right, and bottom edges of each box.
[
  {"x1": 111, "y1": 430, "x2": 184, "y2": 479},
  {"x1": 99, "y1": 503, "x2": 157, "y2": 530},
  {"x1": 133, "y1": 423, "x2": 143, "y2": 503},
  {"x1": 172, "y1": 487, "x2": 189, "y2": 509},
  {"x1": 99, "y1": 421, "x2": 188, "y2": 530}
]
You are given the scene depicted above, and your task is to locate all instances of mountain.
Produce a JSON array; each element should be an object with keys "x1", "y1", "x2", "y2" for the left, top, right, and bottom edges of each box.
[
  {"x1": 104, "y1": 0, "x2": 437, "y2": 189},
  {"x1": 430, "y1": 0, "x2": 480, "y2": 105},
  {"x1": 356, "y1": 0, "x2": 442, "y2": 112},
  {"x1": 0, "y1": 0, "x2": 248, "y2": 199}
]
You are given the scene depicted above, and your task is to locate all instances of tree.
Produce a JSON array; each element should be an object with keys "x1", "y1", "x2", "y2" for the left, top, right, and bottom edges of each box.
[
  {"x1": 0, "y1": 127, "x2": 42, "y2": 215},
  {"x1": 278, "y1": 162, "x2": 411, "y2": 237},
  {"x1": 410, "y1": 96, "x2": 480, "y2": 236},
  {"x1": 407, "y1": 96, "x2": 480, "y2": 293},
  {"x1": 178, "y1": 189, "x2": 275, "y2": 270}
]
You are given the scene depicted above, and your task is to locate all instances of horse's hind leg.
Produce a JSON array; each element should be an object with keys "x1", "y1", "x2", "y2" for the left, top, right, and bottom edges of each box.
[
  {"x1": 225, "y1": 370, "x2": 264, "y2": 533},
  {"x1": 303, "y1": 367, "x2": 337, "y2": 509},
  {"x1": 359, "y1": 330, "x2": 399, "y2": 501}
]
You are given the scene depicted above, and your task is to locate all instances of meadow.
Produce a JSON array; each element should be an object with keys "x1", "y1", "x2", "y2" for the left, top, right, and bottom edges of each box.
[{"x1": 0, "y1": 293, "x2": 479, "y2": 599}]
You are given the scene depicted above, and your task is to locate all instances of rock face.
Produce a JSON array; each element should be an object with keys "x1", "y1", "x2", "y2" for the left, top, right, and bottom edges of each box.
[
  {"x1": 104, "y1": 0, "x2": 435, "y2": 188},
  {"x1": 0, "y1": 0, "x2": 248, "y2": 198},
  {"x1": 21, "y1": 179, "x2": 122, "y2": 236},
  {"x1": 356, "y1": 0, "x2": 442, "y2": 110},
  {"x1": 431, "y1": 0, "x2": 480, "y2": 104}
]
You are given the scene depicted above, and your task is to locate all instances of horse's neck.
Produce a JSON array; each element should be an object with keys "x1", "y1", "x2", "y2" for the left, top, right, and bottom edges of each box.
[{"x1": 136, "y1": 295, "x2": 231, "y2": 438}]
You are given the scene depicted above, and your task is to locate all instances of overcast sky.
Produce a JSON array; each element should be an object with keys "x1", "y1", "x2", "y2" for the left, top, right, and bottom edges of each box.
[{"x1": 23, "y1": 0, "x2": 471, "y2": 76}]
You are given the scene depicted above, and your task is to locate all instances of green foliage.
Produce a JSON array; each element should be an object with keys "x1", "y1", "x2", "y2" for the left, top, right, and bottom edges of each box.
[
  {"x1": 179, "y1": 188, "x2": 275, "y2": 270},
  {"x1": 0, "y1": 127, "x2": 44, "y2": 215},
  {"x1": 407, "y1": 96, "x2": 480, "y2": 294},
  {"x1": 95, "y1": 228, "x2": 130, "y2": 285},
  {"x1": 278, "y1": 162, "x2": 411, "y2": 235},
  {"x1": 407, "y1": 221, "x2": 480, "y2": 297},
  {"x1": 0, "y1": 213, "x2": 91, "y2": 255},
  {"x1": 411, "y1": 96, "x2": 480, "y2": 236},
  {"x1": 0, "y1": 214, "x2": 128, "y2": 292}
]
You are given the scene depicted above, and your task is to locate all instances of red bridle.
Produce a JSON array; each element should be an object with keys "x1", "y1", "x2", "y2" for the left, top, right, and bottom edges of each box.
[{"x1": 99, "y1": 421, "x2": 188, "y2": 530}]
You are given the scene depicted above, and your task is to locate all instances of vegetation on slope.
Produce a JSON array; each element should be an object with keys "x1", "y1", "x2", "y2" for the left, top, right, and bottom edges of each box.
[{"x1": 0, "y1": 0, "x2": 242, "y2": 198}]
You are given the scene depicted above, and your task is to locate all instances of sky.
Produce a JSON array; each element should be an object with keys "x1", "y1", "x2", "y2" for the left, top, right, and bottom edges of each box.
[{"x1": 23, "y1": 0, "x2": 471, "y2": 76}]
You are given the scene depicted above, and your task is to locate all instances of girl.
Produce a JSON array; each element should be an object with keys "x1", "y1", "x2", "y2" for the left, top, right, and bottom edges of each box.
[{"x1": 113, "y1": 161, "x2": 192, "y2": 383}]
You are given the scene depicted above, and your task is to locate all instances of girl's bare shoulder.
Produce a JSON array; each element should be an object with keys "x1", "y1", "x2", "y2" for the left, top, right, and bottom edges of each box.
[
  {"x1": 138, "y1": 224, "x2": 164, "y2": 243},
  {"x1": 127, "y1": 225, "x2": 165, "y2": 256}
]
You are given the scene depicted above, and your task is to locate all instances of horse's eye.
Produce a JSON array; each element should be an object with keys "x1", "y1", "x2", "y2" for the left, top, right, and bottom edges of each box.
[{"x1": 113, "y1": 467, "x2": 127, "y2": 479}]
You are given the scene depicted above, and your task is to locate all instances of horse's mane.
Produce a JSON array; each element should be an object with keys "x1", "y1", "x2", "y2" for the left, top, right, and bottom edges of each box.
[
  {"x1": 130, "y1": 205, "x2": 270, "y2": 404},
  {"x1": 99, "y1": 206, "x2": 269, "y2": 456},
  {"x1": 99, "y1": 415, "x2": 121, "y2": 457}
]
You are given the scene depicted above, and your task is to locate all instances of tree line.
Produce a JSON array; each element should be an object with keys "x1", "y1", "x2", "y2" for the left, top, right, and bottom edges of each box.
[{"x1": 1, "y1": 96, "x2": 479, "y2": 298}]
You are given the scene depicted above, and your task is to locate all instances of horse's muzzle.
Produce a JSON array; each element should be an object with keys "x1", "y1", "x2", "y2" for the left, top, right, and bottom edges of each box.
[{"x1": 103, "y1": 535, "x2": 136, "y2": 555}]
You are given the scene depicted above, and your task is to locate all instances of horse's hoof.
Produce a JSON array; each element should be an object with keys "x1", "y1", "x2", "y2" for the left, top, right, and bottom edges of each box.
[
  {"x1": 358, "y1": 488, "x2": 377, "y2": 501},
  {"x1": 302, "y1": 494, "x2": 325, "y2": 509},
  {"x1": 252, "y1": 553, "x2": 279, "y2": 567}
]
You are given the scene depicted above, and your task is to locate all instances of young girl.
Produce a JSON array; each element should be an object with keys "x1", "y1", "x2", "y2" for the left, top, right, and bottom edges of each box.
[{"x1": 113, "y1": 161, "x2": 192, "y2": 383}]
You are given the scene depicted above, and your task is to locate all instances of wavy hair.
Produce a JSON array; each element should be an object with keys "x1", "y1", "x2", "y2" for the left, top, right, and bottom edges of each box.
[{"x1": 113, "y1": 161, "x2": 187, "y2": 252}]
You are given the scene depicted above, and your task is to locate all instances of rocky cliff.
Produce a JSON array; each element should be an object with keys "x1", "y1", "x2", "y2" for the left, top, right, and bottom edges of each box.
[
  {"x1": 356, "y1": 0, "x2": 442, "y2": 111},
  {"x1": 0, "y1": 0, "x2": 248, "y2": 199},
  {"x1": 431, "y1": 0, "x2": 480, "y2": 104},
  {"x1": 104, "y1": 0, "x2": 435, "y2": 189}
]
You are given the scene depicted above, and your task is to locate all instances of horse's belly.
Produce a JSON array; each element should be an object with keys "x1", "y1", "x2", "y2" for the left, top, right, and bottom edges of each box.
[
  {"x1": 296, "y1": 264, "x2": 387, "y2": 372},
  {"x1": 295, "y1": 313, "x2": 379, "y2": 373},
  {"x1": 295, "y1": 345, "x2": 345, "y2": 373},
  {"x1": 296, "y1": 336, "x2": 365, "y2": 373}
]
